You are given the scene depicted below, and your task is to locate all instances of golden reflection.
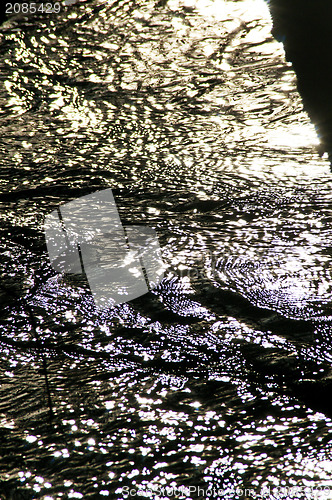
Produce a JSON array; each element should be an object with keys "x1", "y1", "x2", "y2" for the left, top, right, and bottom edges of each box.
[{"x1": 268, "y1": 123, "x2": 320, "y2": 149}]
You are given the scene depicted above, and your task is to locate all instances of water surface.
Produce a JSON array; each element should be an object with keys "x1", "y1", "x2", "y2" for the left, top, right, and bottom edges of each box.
[{"x1": 1, "y1": 0, "x2": 332, "y2": 498}]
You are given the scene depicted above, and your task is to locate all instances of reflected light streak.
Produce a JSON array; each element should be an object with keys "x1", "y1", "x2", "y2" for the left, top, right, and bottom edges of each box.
[{"x1": 268, "y1": 123, "x2": 320, "y2": 149}]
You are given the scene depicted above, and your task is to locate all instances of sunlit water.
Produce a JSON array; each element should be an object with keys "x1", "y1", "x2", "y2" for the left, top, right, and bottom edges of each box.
[{"x1": 1, "y1": 0, "x2": 332, "y2": 498}]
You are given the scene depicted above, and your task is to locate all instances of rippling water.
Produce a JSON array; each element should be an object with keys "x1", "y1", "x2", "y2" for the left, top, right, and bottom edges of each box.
[{"x1": 1, "y1": 0, "x2": 332, "y2": 498}]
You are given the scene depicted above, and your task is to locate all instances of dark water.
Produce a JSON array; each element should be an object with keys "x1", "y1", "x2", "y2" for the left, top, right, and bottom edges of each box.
[{"x1": 1, "y1": 0, "x2": 332, "y2": 498}]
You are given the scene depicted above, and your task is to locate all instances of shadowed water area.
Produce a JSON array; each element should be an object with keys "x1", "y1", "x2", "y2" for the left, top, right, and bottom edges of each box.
[{"x1": 1, "y1": 0, "x2": 332, "y2": 498}]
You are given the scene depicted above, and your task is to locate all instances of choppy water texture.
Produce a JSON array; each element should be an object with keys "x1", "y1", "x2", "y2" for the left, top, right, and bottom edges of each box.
[{"x1": 1, "y1": 0, "x2": 332, "y2": 498}]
